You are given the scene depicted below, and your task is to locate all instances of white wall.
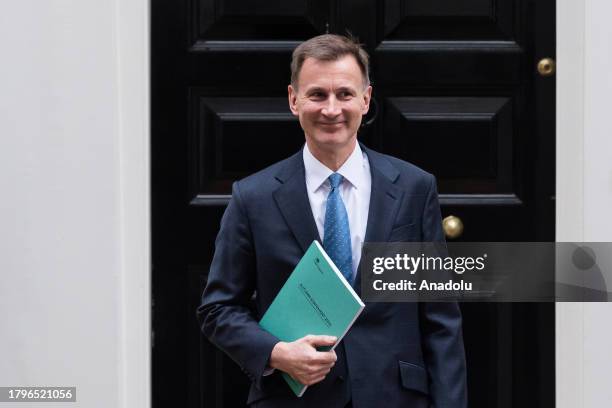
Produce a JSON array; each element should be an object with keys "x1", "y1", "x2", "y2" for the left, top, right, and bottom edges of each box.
[
  {"x1": 557, "y1": 1, "x2": 612, "y2": 407},
  {"x1": 0, "y1": 1, "x2": 149, "y2": 407}
]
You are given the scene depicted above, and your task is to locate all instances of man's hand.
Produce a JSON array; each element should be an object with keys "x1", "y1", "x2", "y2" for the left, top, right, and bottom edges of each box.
[{"x1": 269, "y1": 335, "x2": 338, "y2": 386}]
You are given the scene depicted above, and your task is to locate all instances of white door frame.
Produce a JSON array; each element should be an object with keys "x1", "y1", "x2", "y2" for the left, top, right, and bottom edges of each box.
[{"x1": 557, "y1": 1, "x2": 612, "y2": 407}]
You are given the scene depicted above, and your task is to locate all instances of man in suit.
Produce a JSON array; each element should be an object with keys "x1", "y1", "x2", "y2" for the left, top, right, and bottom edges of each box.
[{"x1": 197, "y1": 34, "x2": 467, "y2": 408}]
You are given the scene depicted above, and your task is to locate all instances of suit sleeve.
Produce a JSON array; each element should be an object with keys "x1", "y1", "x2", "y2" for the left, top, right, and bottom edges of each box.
[
  {"x1": 196, "y1": 181, "x2": 280, "y2": 389},
  {"x1": 419, "y1": 174, "x2": 468, "y2": 408}
]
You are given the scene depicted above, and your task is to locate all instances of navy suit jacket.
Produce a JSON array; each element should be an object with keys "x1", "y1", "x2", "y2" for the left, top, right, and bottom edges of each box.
[{"x1": 197, "y1": 144, "x2": 467, "y2": 408}]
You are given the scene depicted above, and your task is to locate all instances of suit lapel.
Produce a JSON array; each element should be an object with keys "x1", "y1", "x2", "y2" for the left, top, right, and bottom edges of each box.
[
  {"x1": 273, "y1": 151, "x2": 321, "y2": 253},
  {"x1": 363, "y1": 164, "x2": 403, "y2": 242},
  {"x1": 355, "y1": 145, "x2": 403, "y2": 293},
  {"x1": 361, "y1": 145, "x2": 403, "y2": 242}
]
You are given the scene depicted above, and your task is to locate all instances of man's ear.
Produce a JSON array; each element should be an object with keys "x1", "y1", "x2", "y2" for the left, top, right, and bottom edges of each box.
[
  {"x1": 362, "y1": 85, "x2": 373, "y2": 115},
  {"x1": 288, "y1": 85, "x2": 299, "y2": 116}
]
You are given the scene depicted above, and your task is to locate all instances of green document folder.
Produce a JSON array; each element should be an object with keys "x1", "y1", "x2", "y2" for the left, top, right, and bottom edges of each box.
[{"x1": 259, "y1": 240, "x2": 365, "y2": 397}]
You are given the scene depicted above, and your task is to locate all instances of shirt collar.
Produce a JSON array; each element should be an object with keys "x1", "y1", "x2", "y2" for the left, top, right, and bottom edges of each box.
[{"x1": 303, "y1": 142, "x2": 364, "y2": 193}]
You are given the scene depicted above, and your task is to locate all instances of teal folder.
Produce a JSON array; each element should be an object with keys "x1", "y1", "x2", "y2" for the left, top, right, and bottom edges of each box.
[{"x1": 259, "y1": 240, "x2": 365, "y2": 397}]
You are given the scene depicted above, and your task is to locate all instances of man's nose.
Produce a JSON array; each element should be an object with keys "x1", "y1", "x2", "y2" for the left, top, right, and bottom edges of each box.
[{"x1": 321, "y1": 96, "x2": 341, "y2": 117}]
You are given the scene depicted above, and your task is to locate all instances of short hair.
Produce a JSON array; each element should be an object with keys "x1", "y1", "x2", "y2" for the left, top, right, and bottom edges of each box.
[{"x1": 290, "y1": 34, "x2": 370, "y2": 89}]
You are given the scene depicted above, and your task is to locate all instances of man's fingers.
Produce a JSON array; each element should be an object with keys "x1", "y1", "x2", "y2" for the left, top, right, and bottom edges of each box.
[
  {"x1": 302, "y1": 334, "x2": 337, "y2": 347},
  {"x1": 311, "y1": 366, "x2": 332, "y2": 376},
  {"x1": 304, "y1": 374, "x2": 327, "y2": 386},
  {"x1": 293, "y1": 363, "x2": 333, "y2": 386},
  {"x1": 308, "y1": 349, "x2": 337, "y2": 365}
]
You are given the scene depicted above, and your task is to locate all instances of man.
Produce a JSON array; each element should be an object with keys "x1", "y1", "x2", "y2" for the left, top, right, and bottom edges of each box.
[{"x1": 197, "y1": 34, "x2": 467, "y2": 408}]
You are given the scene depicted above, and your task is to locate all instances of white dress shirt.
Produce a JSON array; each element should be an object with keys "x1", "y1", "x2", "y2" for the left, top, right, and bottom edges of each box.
[{"x1": 303, "y1": 142, "x2": 372, "y2": 281}]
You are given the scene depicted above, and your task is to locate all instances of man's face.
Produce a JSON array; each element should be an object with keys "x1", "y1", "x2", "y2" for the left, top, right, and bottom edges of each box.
[{"x1": 288, "y1": 55, "x2": 372, "y2": 153}]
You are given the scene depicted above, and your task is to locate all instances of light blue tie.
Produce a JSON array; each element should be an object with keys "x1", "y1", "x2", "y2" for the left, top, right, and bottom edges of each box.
[{"x1": 323, "y1": 173, "x2": 353, "y2": 284}]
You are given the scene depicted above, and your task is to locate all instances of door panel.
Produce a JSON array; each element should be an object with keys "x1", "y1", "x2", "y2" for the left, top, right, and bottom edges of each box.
[
  {"x1": 190, "y1": 94, "x2": 302, "y2": 199},
  {"x1": 381, "y1": 96, "x2": 513, "y2": 194},
  {"x1": 382, "y1": 0, "x2": 515, "y2": 39}
]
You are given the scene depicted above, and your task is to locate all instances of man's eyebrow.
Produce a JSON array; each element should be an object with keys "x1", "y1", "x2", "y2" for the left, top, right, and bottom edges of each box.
[
  {"x1": 305, "y1": 86, "x2": 326, "y2": 93},
  {"x1": 336, "y1": 86, "x2": 357, "y2": 93}
]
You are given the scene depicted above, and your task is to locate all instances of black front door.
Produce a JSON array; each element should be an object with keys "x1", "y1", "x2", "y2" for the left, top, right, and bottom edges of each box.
[{"x1": 152, "y1": 1, "x2": 555, "y2": 407}]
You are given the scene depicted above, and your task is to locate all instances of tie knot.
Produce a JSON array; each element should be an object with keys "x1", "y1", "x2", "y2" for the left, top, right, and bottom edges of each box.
[{"x1": 328, "y1": 173, "x2": 343, "y2": 189}]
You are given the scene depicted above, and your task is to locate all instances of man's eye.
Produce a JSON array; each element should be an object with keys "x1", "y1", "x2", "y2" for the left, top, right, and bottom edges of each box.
[
  {"x1": 310, "y1": 92, "x2": 325, "y2": 99},
  {"x1": 338, "y1": 91, "x2": 353, "y2": 99}
]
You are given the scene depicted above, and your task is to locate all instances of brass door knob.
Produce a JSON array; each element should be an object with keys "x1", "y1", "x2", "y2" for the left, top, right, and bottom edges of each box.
[
  {"x1": 443, "y1": 215, "x2": 464, "y2": 239},
  {"x1": 537, "y1": 58, "x2": 556, "y2": 76}
]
